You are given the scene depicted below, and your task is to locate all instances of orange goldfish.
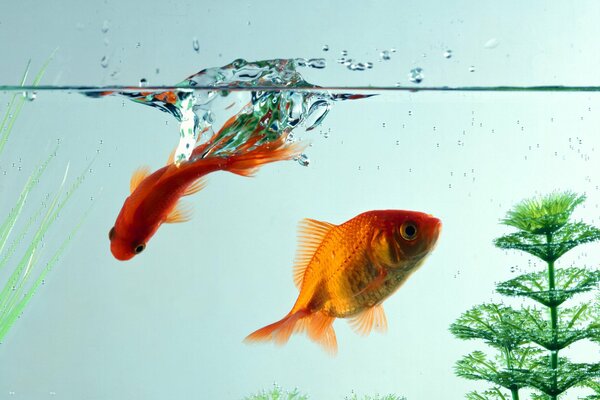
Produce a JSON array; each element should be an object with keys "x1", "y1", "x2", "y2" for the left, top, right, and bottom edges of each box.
[
  {"x1": 245, "y1": 210, "x2": 441, "y2": 354},
  {"x1": 109, "y1": 124, "x2": 302, "y2": 261}
]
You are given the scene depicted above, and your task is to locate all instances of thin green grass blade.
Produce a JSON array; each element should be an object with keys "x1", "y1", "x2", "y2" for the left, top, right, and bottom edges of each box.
[
  {"x1": 0, "y1": 149, "x2": 56, "y2": 260},
  {"x1": 0, "y1": 50, "x2": 56, "y2": 158},
  {"x1": 0, "y1": 161, "x2": 68, "y2": 315},
  {"x1": 0, "y1": 60, "x2": 30, "y2": 146},
  {"x1": 0, "y1": 197, "x2": 94, "y2": 341},
  {"x1": 0, "y1": 158, "x2": 94, "y2": 334},
  {"x1": 0, "y1": 166, "x2": 66, "y2": 320}
]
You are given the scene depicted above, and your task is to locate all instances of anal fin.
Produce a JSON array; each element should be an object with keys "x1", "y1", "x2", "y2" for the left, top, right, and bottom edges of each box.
[
  {"x1": 165, "y1": 201, "x2": 192, "y2": 223},
  {"x1": 348, "y1": 304, "x2": 388, "y2": 336}
]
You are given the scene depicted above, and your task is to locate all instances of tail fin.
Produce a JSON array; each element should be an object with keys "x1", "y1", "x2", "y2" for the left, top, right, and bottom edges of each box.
[
  {"x1": 245, "y1": 310, "x2": 309, "y2": 346},
  {"x1": 245, "y1": 310, "x2": 338, "y2": 355},
  {"x1": 224, "y1": 136, "x2": 304, "y2": 177}
]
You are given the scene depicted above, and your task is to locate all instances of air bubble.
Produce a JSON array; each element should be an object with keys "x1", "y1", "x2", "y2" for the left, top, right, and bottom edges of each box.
[
  {"x1": 348, "y1": 63, "x2": 366, "y2": 71},
  {"x1": 296, "y1": 153, "x2": 310, "y2": 167},
  {"x1": 484, "y1": 38, "x2": 499, "y2": 49},
  {"x1": 341, "y1": 50, "x2": 348, "y2": 57},
  {"x1": 139, "y1": 78, "x2": 148, "y2": 87},
  {"x1": 23, "y1": 92, "x2": 36, "y2": 101},
  {"x1": 408, "y1": 68, "x2": 424, "y2": 83},
  {"x1": 308, "y1": 58, "x2": 326, "y2": 69},
  {"x1": 469, "y1": 65, "x2": 476, "y2": 72},
  {"x1": 444, "y1": 50, "x2": 452, "y2": 59},
  {"x1": 192, "y1": 38, "x2": 200, "y2": 53},
  {"x1": 322, "y1": 44, "x2": 329, "y2": 52},
  {"x1": 101, "y1": 20, "x2": 110, "y2": 33},
  {"x1": 100, "y1": 55, "x2": 109, "y2": 68},
  {"x1": 380, "y1": 50, "x2": 391, "y2": 60}
]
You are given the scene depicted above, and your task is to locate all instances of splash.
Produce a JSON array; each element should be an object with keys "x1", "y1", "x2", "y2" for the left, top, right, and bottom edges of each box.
[{"x1": 89, "y1": 58, "x2": 372, "y2": 165}]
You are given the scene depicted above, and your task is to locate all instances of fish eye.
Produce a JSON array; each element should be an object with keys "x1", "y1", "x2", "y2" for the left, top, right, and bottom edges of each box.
[
  {"x1": 134, "y1": 243, "x2": 146, "y2": 254},
  {"x1": 400, "y1": 221, "x2": 418, "y2": 241},
  {"x1": 109, "y1": 227, "x2": 115, "y2": 241}
]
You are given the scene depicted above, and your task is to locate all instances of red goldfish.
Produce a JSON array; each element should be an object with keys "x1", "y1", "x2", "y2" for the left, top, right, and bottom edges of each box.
[
  {"x1": 109, "y1": 123, "x2": 302, "y2": 261},
  {"x1": 245, "y1": 210, "x2": 441, "y2": 354}
]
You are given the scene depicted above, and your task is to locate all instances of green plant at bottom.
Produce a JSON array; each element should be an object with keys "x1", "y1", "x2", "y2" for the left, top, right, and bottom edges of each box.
[
  {"x1": 0, "y1": 56, "x2": 92, "y2": 342},
  {"x1": 345, "y1": 392, "x2": 407, "y2": 400},
  {"x1": 244, "y1": 383, "x2": 308, "y2": 400},
  {"x1": 450, "y1": 191, "x2": 600, "y2": 399}
]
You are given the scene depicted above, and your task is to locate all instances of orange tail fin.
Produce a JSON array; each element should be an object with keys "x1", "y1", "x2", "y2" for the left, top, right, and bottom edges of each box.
[
  {"x1": 245, "y1": 310, "x2": 309, "y2": 346},
  {"x1": 245, "y1": 310, "x2": 338, "y2": 355},
  {"x1": 224, "y1": 137, "x2": 304, "y2": 177}
]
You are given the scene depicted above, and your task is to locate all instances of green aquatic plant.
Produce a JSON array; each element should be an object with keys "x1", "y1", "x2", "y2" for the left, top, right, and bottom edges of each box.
[
  {"x1": 244, "y1": 383, "x2": 308, "y2": 400},
  {"x1": 450, "y1": 191, "x2": 600, "y2": 400},
  {"x1": 344, "y1": 392, "x2": 407, "y2": 400},
  {"x1": 0, "y1": 57, "x2": 92, "y2": 342}
]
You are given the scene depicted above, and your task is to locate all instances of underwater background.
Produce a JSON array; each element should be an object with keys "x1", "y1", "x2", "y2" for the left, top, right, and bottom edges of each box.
[{"x1": 0, "y1": 1, "x2": 599, "y2": 399}]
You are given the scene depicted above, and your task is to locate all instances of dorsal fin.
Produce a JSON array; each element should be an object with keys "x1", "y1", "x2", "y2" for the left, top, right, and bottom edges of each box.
[
  {"x1": 348, "y1": 305, "x2": 388, "y2": 336},
  {"x1": 183, "y1": 178, "x2": 207, "y2": 197},
  {"x1": 165, "y1": 201, "x2": 192, "y2": 223},
  {"x1": 130, "y1": 166, "x2": 151, "y2": 193},
  {"x1": 293, "y1": 218, "x2": 336, "y2": 289}
]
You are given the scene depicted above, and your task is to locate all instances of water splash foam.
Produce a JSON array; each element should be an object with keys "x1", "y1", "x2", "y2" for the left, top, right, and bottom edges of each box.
[{"x1": 88, "y1": 58, "x2": 372, "y2": 165}]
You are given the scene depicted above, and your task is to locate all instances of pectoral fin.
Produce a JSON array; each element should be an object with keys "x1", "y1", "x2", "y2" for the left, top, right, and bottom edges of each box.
[
  {"x1": 183, "y1": 178, "x2": 207, "y2": 196},
  {"x1": 130, "y1": 166, "x2": 151, "y2": 193}
]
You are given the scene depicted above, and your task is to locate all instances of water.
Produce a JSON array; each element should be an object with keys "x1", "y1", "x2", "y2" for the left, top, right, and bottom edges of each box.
[{"x1": 1, "y1": 2, "x2": 600, "y2": 400}]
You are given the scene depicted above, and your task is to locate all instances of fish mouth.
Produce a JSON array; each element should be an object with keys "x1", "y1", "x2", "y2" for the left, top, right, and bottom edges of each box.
[{"x1": 426, "y1": 217, "x2": 442, "y2": 247}]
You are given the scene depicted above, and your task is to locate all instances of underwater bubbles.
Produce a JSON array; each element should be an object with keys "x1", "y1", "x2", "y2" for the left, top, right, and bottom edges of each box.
[
  {"x1": 296, "y1": 153, "x2": 310, "y2": 167},
  {"x1": 138, "y1": 78, "x2": 148, "y2": 87},
  {"x1": 192, "y1": 38, "x2": 200, "y2": 53},
  {"x1": 380, "y1": 50, "x2": 391, "y2": 60},
  {"x1": 308, "y1": 58, "x2": 326, "y2": 69},
  {"x1": 469, "y1": 65, "x2": 476, "y2": 72},
  {"x1": 484, "y1": 38, "x2": 499, "y2": 49},
  {"x1": 444, "y1": 50, "x2": 452, "y2": 59},
  {"x1": 22, "y1": 92, "x2": 36, "y2": 102},
  {"x1": 100, "y1": 55, "x2": 109, "y2": 68},
  {"x1": 322, "y1": 44, "x2": 329, "y2": 52},
  {"x1": 408, "y1": 67, "x2": 424, "y2": 83}
]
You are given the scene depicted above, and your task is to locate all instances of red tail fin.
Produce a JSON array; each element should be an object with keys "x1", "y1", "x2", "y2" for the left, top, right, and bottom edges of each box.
[{"x1": 224, "y1": 137, "x2": 304, "y2": 177}]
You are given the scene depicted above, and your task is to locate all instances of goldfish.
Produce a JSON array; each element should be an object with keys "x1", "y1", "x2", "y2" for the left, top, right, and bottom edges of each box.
[
  {"x1": 109, "y1": 114, "x2": 302, "y2": 261},
  {"x1": 245, "y1": 210, "x2": 441, "y2": 354}
]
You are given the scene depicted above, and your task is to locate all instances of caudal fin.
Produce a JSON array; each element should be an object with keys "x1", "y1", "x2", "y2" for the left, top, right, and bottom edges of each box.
[
  {"x1": 224, "y1": 136, "x2": 304, "y2": 177},
  {"x1": 244, "y1": 310, "x2": 338, "y2": 355}
]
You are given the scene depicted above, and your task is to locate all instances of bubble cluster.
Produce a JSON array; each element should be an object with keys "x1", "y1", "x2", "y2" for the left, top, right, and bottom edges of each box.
[{"x1": 408, "y1": 67, "x2": 424, "y2": 84}]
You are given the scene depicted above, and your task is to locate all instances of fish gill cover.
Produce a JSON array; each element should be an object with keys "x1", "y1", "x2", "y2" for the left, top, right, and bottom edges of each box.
[{"x1": 87, "y1": 58, "x2": 373, "y2": 165}]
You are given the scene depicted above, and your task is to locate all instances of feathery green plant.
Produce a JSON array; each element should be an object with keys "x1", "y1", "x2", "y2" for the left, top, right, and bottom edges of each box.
[
  {"x1": 0, "y1": 56, "x2": 92, "y2": 342},
  {"x1": 345, "y1": 392, "x2": 407, "y2": 400},
  {"x1": 243, "y1": 386, "x2": 408, "y2": 400},
  {"x1": 450, "y1": 191, "x2": 600, "y2": 399},
  {"x1": 244, "y1": 384, "x2": 308, "y2": 400}
]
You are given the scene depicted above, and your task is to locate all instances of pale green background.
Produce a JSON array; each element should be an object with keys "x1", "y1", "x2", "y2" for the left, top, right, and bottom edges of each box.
[{"x1": 0, "y1": 1, "x2": 599, "y2": 399}]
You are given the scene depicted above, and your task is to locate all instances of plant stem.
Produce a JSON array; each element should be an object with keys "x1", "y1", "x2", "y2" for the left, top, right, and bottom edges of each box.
[
  {"x1": 510, "y1": 387, "x2": 519, "y2": 400},
  {"x1": 546, "y1": 233, "x2": 558, "y2": 399}
]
